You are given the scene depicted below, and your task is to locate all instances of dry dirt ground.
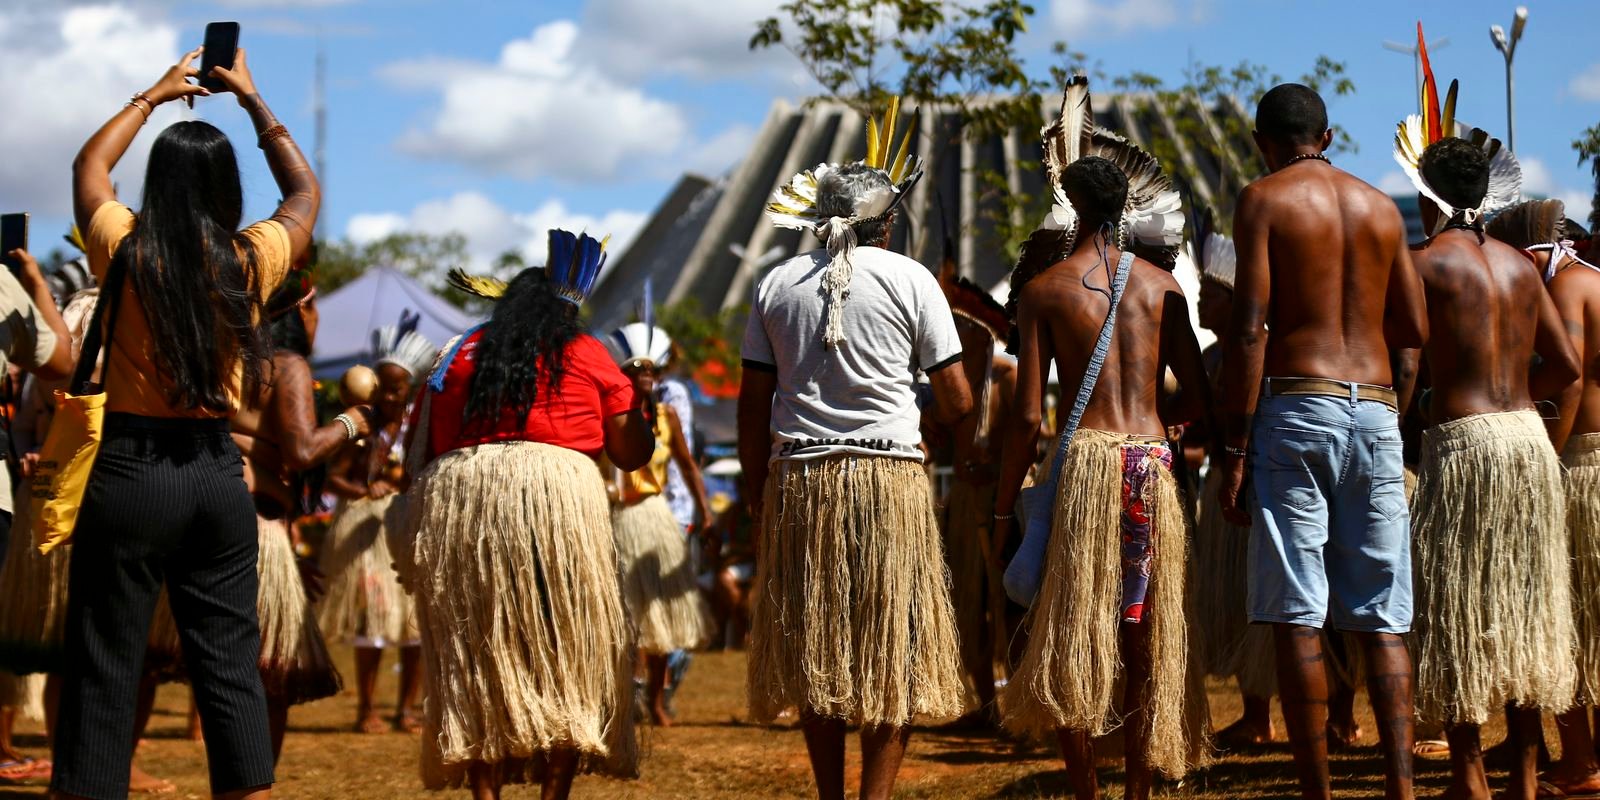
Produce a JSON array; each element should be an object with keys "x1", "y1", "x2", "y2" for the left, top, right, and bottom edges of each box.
[{"x1": 0, "y1": 647, "x2": 1529, "y2": 799}]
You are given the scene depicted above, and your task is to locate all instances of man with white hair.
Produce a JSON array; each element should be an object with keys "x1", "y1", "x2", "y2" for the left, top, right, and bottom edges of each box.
[{"x1": 739, "y1": 99, "x2": 973, "y2": 800}]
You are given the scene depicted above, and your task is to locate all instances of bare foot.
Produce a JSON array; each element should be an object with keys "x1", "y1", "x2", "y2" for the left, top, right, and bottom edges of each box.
[
  {"x1": 129, "y1": 763, "x2": 175, "y2": 795},
  {"x1": 1537, "y1": 772, "x2": 1600, "y2": 797},
  {"x1": 650, "y1": 703, "x2": 674, "y2": 727},
  {"x1": 1215, "y1": 716, "x2": 1275, "y2": 749},
  {"x1": 393, "y1": 711, "x2": 423, "y2": 734},
  {"x1": 1327, "y1": 720, "x2": 1363, "y2": 751},
  {"x1": 356, "y1": 712, "x2": 388, "y2": 734}
]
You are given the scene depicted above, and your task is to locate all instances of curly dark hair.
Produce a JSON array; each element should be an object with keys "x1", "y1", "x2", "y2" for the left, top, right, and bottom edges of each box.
[
  {"x1": 462, "y1": 268, "x2": 582, "y2": 432},
  {"x1": 1420, "y1": 138, "x2": 1490, "y2": 214},
  {"x1": 1062, "y1": 156, "x2": 1128, "y2": 228},
  {"x1": 1255, "y1": 83, "x2": 1328, "y2": 146}
]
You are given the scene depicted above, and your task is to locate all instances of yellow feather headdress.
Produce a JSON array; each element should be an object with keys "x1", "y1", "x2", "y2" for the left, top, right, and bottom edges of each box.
[{"x1": 764, "y1": 96, "x2": 925, "y2": 232}]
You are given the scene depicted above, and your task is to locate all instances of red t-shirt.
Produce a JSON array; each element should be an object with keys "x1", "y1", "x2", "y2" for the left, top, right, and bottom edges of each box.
[{"x1": 420, "y1": 331, "x2": 634, "y2": 460}]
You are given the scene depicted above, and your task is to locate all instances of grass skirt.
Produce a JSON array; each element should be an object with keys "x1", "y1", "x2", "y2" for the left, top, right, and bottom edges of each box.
[
  {"x1": 1191, "y1": 467, "x2": 1275, "y2": 698},
  {"x1": 401, "y1": 441, "x2": 637, "y2": 788},
  {"x1": 1002, "y1": 429, "x2": 1208, "y2": 778},
  {"x1": 748, "y1": 455, "x2": 964, "y2": 726},
  {"x1": 1566, "y1": 432, "x2": 1600, "y2": 705},
  {"x1": 612, "y1": 495, "x2": 712, "y2": 654},
  {"x1": 318, "y1": 494, "x2": 418, "y2": 647},
  {"x1": 0, "y1": 487, "x2": 71, "y2": 674},
  {"x1": 257, "y1": 515, "x2": 342, "y2": 705},
  {"x1": 1413, "y1": 410, "x2": 1575, "y2": 725},
  {"x1": 943, "y1": 479, "x2": 997, "y2": 700}
]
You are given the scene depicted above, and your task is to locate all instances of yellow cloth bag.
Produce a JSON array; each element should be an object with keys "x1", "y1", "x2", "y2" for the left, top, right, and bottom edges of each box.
[{"x1": 31, "y1": 261, "x2": 124, "y2": 554}]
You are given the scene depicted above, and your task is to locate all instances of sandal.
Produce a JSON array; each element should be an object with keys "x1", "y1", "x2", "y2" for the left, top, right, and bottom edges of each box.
[
  {"x1": 1413, "y1": 739, "x2": 1450, "y2": 758},
  {"x1": 1537, "y1": 778, "x2": 1600, "y2": 798}
]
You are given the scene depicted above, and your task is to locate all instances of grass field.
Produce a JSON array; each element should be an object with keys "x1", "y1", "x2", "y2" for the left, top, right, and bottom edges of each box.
[{"x1": 0, "y1": 647, "x2": 1524, "y2": 798}]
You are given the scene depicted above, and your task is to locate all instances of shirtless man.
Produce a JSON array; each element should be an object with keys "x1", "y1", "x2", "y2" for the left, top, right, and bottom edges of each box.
[
  {"x1": 995, "y1": 156, "x2": 1210, "y2": 799},
  {"x1": 1489, "y1": 202, "x2": 1600, "y2": 798},
  {"x1": 1407, "y1": 139, "x2": 1581, "y2": 800},
  {"x1": 1216, "y1": 84, "x2": 1428, "y2": 800},
  {"x1": 232, "y1": 278, "x2": 372, "y2": 761}
]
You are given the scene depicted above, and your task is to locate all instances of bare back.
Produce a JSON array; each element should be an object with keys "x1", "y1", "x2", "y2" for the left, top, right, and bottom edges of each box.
[
  {"x1": 231, "y1": 352, "x2": 296, "y2": 510},
  {"x1": 1414, "y1": 231, "x2": 1547, "y2": 420},
  {"x1": 1017, "y1": 246, "x2": 1201, "y2": 437},
  {"x1": 1549, "y1": 265, "x2": 1600, "y2": 437},
  {"x1": 1248, "y1": 164, "x2": 1414, "y2": 384}
]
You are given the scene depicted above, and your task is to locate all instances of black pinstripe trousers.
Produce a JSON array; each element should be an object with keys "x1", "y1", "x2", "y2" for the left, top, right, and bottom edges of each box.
[{"x1": 51, "y1": 413, "x2": 273, "y2": 799}]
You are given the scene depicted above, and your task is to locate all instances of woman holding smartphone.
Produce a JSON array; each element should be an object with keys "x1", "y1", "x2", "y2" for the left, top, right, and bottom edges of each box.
[{"x1": 54, "y1": 46, "x2": 316, "y2": 800}]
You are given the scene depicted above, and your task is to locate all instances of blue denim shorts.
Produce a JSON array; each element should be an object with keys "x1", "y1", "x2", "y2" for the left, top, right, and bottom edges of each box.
[{"x1": 1247, "y1": 390, "x2": 1412, "y2": 633}]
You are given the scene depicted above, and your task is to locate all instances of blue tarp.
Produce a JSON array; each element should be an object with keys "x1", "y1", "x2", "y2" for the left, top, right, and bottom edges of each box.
[{"x1": 309, "y1": 267, "x2": 480, "y2": 378}]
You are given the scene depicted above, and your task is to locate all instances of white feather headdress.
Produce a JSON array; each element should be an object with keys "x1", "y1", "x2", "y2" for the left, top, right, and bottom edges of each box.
[
  {"x1": 1392, "y1": 23, "x2": 1521, "y2": 235},
  {"x1": 371, "y1": 315, "x2": 436, "y2": 379},
  {"x1": 606, "y1": 323, "x2": 673, "y2": 370},
  {"x1": 1036, "y1": 76, "x2": 1185, "y2": 253}
]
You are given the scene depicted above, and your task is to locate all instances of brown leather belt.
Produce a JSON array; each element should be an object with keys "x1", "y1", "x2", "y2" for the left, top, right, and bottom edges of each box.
[{"x1": 1263, "y1": 377, "x2": 1398, "y2": 410}]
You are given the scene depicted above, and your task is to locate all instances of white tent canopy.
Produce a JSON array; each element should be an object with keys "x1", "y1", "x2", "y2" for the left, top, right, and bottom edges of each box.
[{"x1": 310, "y1": 267, "x2": 480, "y2": 378}]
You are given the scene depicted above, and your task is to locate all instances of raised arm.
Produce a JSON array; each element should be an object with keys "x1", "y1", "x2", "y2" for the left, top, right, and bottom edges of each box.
[
  {"x1": 73, "y1": 48, "x2": 208, "y2": 232},
  {"x1": 268, "y1": 354, "x2": 370, "y2": 472},
  {"x1": 208, "y1": 50, "x2": 320, "y2": 262},
  {"x1": 1217, "y1": 184, "x2": 1272, "y2": 525}
]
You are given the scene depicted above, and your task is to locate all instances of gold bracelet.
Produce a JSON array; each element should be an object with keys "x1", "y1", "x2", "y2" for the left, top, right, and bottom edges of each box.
[
  {"x1": 125, "y1": 98, "x2": 150, "y2": 121},
  {"x1": 257, "y1": 124, "x2": 291, "y2": 149}
]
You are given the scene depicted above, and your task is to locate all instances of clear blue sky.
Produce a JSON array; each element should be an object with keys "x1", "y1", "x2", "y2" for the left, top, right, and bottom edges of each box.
[{"x1": 4, "y1": 0, "x2": 1596, "y2": 268}]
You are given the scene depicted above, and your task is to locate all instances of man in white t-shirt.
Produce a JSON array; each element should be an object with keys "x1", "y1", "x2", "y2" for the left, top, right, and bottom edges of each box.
[{"x1": 739, "y1": 156, "x2": 972, "y2": 800}]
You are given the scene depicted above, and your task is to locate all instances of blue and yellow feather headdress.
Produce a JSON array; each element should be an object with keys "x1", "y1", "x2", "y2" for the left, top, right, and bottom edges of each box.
[{"x1": 447, "y1": 228, "x2": 610, "y2": 306}]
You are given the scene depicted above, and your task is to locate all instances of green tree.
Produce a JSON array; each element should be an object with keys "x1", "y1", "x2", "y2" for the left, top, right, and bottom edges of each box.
[
  {"x1": 1576, "y1": 123, "x2": 1600, "y2": 229},
  {"x1": 314, "y1": 231, "x2": 500, "y2": 311},
  {"x1": 752, "y1": 1, "x2": 1356, "y2": 262}
]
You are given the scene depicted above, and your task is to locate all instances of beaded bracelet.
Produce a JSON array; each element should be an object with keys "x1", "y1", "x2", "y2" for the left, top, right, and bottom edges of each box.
[
  {"x1": 333, "y1": 413, "x2": 358, "y2": 440},
  {"x1": 257, "y1": 124, "x2": 291, "y2": 149}
]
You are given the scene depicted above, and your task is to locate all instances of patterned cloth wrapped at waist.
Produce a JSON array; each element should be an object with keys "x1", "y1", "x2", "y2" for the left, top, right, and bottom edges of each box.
[{"x1": 1117, "y1": 437, "x2": 1171, "y2": 624}]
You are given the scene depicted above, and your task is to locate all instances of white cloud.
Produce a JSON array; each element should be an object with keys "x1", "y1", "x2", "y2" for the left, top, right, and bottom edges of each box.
[
  {"x1": 0, "y1": 5, "x2": 187, "y2": 220},
  {"x1": 1051, "y1": 0, "x2": 1191, "y2": 36},
  {"x1": 680, "y1": 124, "x2": 757, "y2": 178},
  {"x1": 1379, "y1": 171, "x2": 1416, "y2": 196},
  {"x1": 1519, "y1": 157, "x2": 1592, "y2": 220},
  {"x1": 1571, "y1": 63, "x2": 1600, "y2": 102},
  {"x1": 579, "y1": 0, "x2": 788, "y2": 80},
  {"x1": 383, "y1": 21, "x2": 690, "y2": 182},
  {"x1": 345, "y1": 191, "x2": 648, "y2": 274}
]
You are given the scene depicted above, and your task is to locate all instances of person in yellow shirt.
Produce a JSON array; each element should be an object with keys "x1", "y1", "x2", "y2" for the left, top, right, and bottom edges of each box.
[
  {"x1": 603, "y1": 324, "x2": 713, "y2": 727},
  {"x1": 54, "y1": 47, "x2": 318, "y2": 800}
]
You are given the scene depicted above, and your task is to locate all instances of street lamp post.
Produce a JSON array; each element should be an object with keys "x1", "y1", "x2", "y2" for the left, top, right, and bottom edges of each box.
[
  {"x1": 1383, "y1": 36, "x2": 1450, "y2": 103},
  {"x1": 1491, "y1": 6, "x2": 1529, "y2": 152}
]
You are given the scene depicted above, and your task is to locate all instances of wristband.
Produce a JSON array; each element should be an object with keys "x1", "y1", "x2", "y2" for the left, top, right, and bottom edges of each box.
[
  {"x1": 257, "y1": 124, "x2": 291, "y2": 149},
  {"x1": 1223, "y1": 445, "x2": 1248, "y2": 458},
  {"x1": 992, "y1": 513, "x2": 1015, "y2": 521},
  {"x1": 126, "y1": 95, "x2": 152, "y2": 121},
  {"x1": 333, "y1": 413, "x2": 357, "y2": 441}
]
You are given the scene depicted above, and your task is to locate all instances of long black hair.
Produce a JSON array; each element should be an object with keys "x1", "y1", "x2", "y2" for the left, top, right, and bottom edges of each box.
[
  {"x1": 462, "y1": 268, "x2": 583, "y2": 431},
  {"x1": 112, "y1": 121, "x2": 271, "y2": 412}
]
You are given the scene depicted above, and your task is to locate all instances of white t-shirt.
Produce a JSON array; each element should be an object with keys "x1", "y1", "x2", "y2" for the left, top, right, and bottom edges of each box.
[{"x1": 742, "y1": 246, "x2": 962, "y2": 463}]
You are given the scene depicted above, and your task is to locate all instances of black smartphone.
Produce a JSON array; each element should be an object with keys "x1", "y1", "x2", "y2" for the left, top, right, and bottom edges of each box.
[
  {"x1": 0, "y1": 213, "x2": 28, "y2": 275},
  {"x1": 198, "y1": 22, "x2": 240, "y2": 93}
]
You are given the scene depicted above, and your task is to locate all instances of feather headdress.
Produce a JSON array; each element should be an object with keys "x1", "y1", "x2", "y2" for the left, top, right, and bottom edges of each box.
[
  {"x1": 1188, "y1": 207, "x2": 1237, "y2": 291},
  {"x1": 1393, "y1": 22, "x2": 1521, "y2": 234},
  {"x1": 1037, "y1": 76, "x2": 1185, "y2": 254},
  {"x1": 371, "y1": 310, "x2": 436, "y2": 378},
  {"x1": 764, "y1": 96, "x2": 926, "y2": 348},
  {"x1": 446, "y1": 228, "x2": 609, "y2": 306},
  {"x1": 1004, "y1": 76, "x2": 1185, "y2": 335},
  {"x1": 606, "y1": 323, "x2": 672, "y2": 371}
]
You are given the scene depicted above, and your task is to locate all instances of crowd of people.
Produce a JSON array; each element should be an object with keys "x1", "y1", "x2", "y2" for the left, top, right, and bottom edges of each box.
[{"x1": 0, "y1": 20, "x2": 1592, "y2": 800}]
